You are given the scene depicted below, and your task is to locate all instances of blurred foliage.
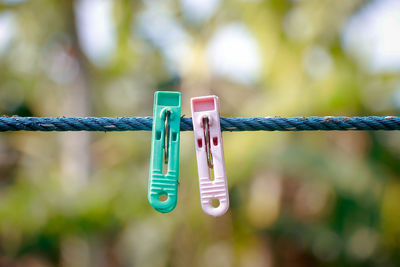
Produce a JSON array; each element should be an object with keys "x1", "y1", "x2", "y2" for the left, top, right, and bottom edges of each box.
[{"x1": 0, "y1": 0, "x2": 400, "y2": 266}]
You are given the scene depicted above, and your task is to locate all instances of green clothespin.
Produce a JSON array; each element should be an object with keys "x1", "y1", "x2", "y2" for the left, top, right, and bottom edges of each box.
[{"x1": 148, "y1": 91, "x2": 182, "y2": 213}]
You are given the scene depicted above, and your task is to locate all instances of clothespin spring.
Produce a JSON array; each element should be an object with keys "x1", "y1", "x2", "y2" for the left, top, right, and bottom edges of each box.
[
  {"x1": 202, "y1": 117, "x2": 213, "y2": 169},
  {"x1": 164, "y1": 110, "x2": 170, "y2": 165}
]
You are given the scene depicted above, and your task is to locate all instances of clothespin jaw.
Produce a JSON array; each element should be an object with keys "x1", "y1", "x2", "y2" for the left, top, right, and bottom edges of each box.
[
  {"x1": 149, "y1": 91, "x2": 181, "y2": 213},
  {"x1": 191, "y1": 95, "x2": 229, "y2": 217}
]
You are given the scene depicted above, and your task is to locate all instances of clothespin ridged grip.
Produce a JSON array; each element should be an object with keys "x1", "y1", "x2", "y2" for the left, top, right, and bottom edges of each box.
[{"x1": 148, "y1": 91, "x2": 182, "y2": 213}]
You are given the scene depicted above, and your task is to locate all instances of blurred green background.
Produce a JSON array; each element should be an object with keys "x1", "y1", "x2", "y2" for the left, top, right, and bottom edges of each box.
[{"x1": 0, "y1": 0, "x2": 400, "y2": 266}]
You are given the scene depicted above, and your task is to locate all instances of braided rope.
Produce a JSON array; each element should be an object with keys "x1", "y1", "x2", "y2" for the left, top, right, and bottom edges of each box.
[{"x1": 0, "y1": 116, "x2": 399, "y2": 132}]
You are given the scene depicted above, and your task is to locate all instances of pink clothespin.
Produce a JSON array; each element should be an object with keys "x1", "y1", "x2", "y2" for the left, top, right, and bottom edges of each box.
[{"x1": 191, "y1": 95, "x2": 229, "y2": 216}]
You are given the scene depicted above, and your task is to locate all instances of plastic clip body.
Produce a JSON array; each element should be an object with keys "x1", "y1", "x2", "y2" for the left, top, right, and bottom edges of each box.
[
  {"x1": 149, "y1": 91, "x2": 182, "y2": 213},
  {"x1": 191, "y1": 95, "x2": 229, "y2": 216}
]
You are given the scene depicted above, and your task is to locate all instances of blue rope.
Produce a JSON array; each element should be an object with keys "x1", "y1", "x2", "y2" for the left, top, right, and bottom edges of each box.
[{"x1": 0, "y1": 116, "x2": 399, "y2": 132}]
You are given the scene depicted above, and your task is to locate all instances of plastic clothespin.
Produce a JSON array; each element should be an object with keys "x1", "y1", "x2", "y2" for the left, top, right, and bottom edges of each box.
[
  {"x1": 148, "y1": 91, "x2": 182, "y2": 213},
  {"x1": 191, "y1": 95, "x2": 229, "y2": 217}
]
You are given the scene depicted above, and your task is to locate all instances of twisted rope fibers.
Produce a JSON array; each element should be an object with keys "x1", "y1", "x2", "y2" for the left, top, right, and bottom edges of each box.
[{"x1": 0, "y1": 116, "x2": 399, "y2": 132}]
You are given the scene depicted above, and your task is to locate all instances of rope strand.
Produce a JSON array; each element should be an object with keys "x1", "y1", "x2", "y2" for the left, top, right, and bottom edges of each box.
[{"x1": 0, "y1": 116, "x2": 399, "y2": 132}]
